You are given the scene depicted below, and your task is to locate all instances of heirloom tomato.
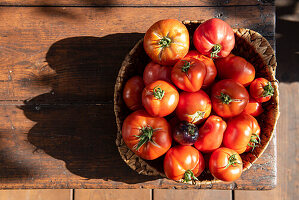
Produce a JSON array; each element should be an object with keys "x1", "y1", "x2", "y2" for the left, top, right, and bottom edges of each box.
[
  {"x1": 122, "y1": 110, "x2": 172, "y2": 160},
  {"x1": 209, "y1": 147, "x2": 243, "y2": 182},
  {"x1": 142, "y1": 80, "x2": 179, "y2": 117},
  {"x1": 194, "y1": 115, "x2": 227, "y2": 153},
  {"x1": 143, "y1": 61, "x2": 172, "y2": 85},
  {"x1": 193, "y1": 18, "x2": 235, "y2": 58},
  {"x1": 211, "y1": 79, "x2": 249, "y2": 118},
  {"x1": 242, "y1": 97, "x2": 264, "y2": 117},
  {"x1": 173, "y1": 121, "x2": 199, "y2": 146},
  {"x1": 185, "y1": 50, "x2": 217, "y2": 88},
  {"x1": 123, "y1": 76, "x2": 145, "y2": 110},
  {"x1": 171, "y1": 57, "x2": 207, "y2": 92},
  {"x1": 144, "y1": 19, "x2": 189, "y2": 65},
  {"x1": 215, "y1": 54, "x2": 255, "y2": 86},
  {"x1": 223, "y1": 113, "x2": 261, "y2": 154},
  {"x1": 176, "y1": 90, "x2": 212, "y2": 124},
  {"x1": 250, "y1": 78, "x2": 274, "y2": 103},
  {"x1": 164, "y1": 145, "x2": 205, "y2": 182}
]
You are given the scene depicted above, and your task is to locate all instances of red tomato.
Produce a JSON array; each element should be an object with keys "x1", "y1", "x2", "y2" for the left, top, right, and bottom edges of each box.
[
  {"x1": 211, "y1": 79, "x2": 249, "y2": 118},
  {"x1": 193, "y1": 18, "x2": 235, "y2": 58},
  {"x1": 164, "y1": 145, "x2": 205, "y2": 182},
  {"x1": 143, "y1": 61, "x2": 172, "y2": 85},
  {"x1": 250, "y1": 78, "x2": 274, "y2": 103},
  {"x1": 142, "y1": 80, "x2": 179, "y2": 117},
  {"x1": 223, "y1": 113, "x2": 261, "y2": 154},
  {"x1": 123, "y1": 76, "x2": 145, "y2": 110},
  {"x1": 144, "y1": 19, "x2": 189, "y2": 65},
  {"x1": 242, "y1": 97, "x2": 264, "y2": 117},
  {"x1": 209, "y1": 147, "x2": 243, "y2": 182},
  {"x1": 185, "y1": 50, "x2": 217, "y2": 88},
  {"x1": 194, "y1": 115, "x2": 227, "y2": 153},
  {"x1": 171, "y1": 57, "x2": 207, "y2": 92},
  {"x1": 215, "y1": 54, "x2": 255, "y2": 86},
  {"x1": 122, "y1": 110, "x2": 172, "y2": 160},
  {"x1": 176, "y1": 90, "x2": 212, "y2": 124}
]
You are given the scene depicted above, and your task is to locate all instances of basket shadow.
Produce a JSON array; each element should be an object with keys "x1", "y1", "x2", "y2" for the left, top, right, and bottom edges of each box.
[{"x1": 19, "y1": 34, "x2": 161, "y2": 184}]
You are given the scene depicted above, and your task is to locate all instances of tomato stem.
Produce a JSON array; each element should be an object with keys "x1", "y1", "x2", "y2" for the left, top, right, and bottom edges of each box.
[
  {"x1": 187, "y1": 123, "x2": 197, "y2": 136},
  {"x1": 218, "y1": 92, "x2": 232, "y2": 104},
  {"x1": 183, "y1": 169, "x2": 198, "y2": 184},
  {"x1": 210, "y1": 44, "x2": 222, "y2": 58},
  {"x1": 224, "y1": 154, "x2": 241, "y2": 169},
  {"x1": 134, "y1": 126, "x2": 155, "y2": 151},
  {"x1": 262, "y1": 82, "x2": 274, "y2": 97},
  {"x1": 153, "y1": 85, "x2": 165, "y2": 100},
  {"x1": 181, "y1": 60, "x2": 192, "y2": 73},
  {"x1": 159, "y1": 36, "x2": 172, "y2": 48},
  {"x1": 247, "y1": 133, "x2": 261, "y2": 151}
]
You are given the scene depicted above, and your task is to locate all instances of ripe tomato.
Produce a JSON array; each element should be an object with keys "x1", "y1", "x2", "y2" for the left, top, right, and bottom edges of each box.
[
  {"x1": 123, "y1": 76, "x2": 145, "y2": 110},
  {"x1": 122, "y1": 110, "x2": 172, "y2": 160},
  {"x1": 215, "y1": 54, "x2": 255, "y2": 86},
  {"x1": 250, "y1": 78, "x2": 274, "y2": 103},
  {"x1": 209, "y1": 147, "x2": 243, "y2": 182},
  {"x1": 193, "y1": 18, "x2": 235, "y2": 58},
  {"x1": 194, "y1": 115, "x2": 227, "y2": 153},
  {"x1": 142, "y1": 80, "x2": 179, "y2": 117},
  {"x1": 185, "y1": 50, "x2": 217, "y2": 88},
  {"x1": 144, "y1": 19, "x2": 189, "y2": 65},
  {"x1": 164, "y1": 145, "x2": 205, "y2": 182},
  {"x1": 176, "y1": 90, "x2": 212, "y2": 124},
  {"x1": 171, "y1": 57, "x2": 207, "y2": 92},
  {"x1": 223, "y1": 113, "x2": 261, "y2": 154},
  {"x1": 143, "y1": 61, "x2": 172, "y2": 85},
  {"x1": 173, "y1": 121, "x2": 199, "y2": 146},
  {"x1": 242, "y1": 97, "x2": 264, "y2": 117},
  {"x1": 211, "y1": 79, "x2": 249, "y2": 118}
]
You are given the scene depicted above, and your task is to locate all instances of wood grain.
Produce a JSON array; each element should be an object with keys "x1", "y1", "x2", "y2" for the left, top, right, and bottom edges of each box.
[
  {"x1": 0, "y1": 0, "x2": 274, "y2": 6},
  {"x1": 153, "y1": 190, "x2": 231, "y2": 200},
  {"x1": 0, "y1": 190, "x2": 71, "y2": 200},
  {"x1": 75, "y1": 189, "x2": 151, "y2": 200},
  {"x1": 235, "y1": 83, "x2": 299, "y2": 199}
]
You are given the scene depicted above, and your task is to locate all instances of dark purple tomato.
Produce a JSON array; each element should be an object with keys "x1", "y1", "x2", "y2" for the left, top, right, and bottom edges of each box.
[{"x1": 173, "y1": 121, "x2": 199, "y2": 145}]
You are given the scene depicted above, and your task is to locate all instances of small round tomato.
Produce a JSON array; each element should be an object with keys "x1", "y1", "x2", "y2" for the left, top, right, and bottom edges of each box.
[
  {"x1": 176, "y1": 90, "x2": 212, "y2": 124},
  {"x1": 123, "y1": 76, "x2": 145, "y2": 110},
  {"x1": 122, "y1": 110, "x2": 172, "y2": 160},
  {"x1": 144, "y1": 19, "x2": 189, "y2": 65},
  {"x1": 211, "y1": 79, "x2": 249, "y2": 118},
  {"x1": 223, "y1": 113, "x2": 261, "y2": 154},
  {"x1": 185, "y1": 50, "x2": 217, "y2": 88},
  {"x1": 173, "y1": 121, "x2": 199, "y2": 146},
  {"x1": 250, "y1": 78, "x2": 274, "y2": 103},
  {"x1": 194, "y1": 115, "x2": 227, "y2": 153},
  {"x1": 193, "y1": 18, "x2": 235, "y2": 58},
  {"x1": 242, "y1": 97, "x2": 264, "y2": 117},
  {"x1": 164, "y1": 145, "x2": 205, "y2": 182},
  {"x1": 171, "y1": 57, "x2": 207, "y2": 92},
  {"x1": 143, "y1": 61, "x2": 172, "y2": 85},
  {"x1": 209, "y1": 147, "x2": 243, "y2": 182},
  {"x1": 142, "y1": 80, "x2": 179, "y2": 117},
  {"x1": 215, "y1": 54, "x2": 255, "y2": 86}
]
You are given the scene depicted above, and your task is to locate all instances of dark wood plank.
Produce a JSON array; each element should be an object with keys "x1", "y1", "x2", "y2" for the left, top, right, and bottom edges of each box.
[
  {"x1": 75, "y1": 189, "x2": 151, "y2": 200},
  {"x1": 235, "y1": 83, "x2": 299, "y2": 199},
  {"x1": 153, "y1": 190, "x2": 231, "y2": 200},
  {"x1": 0, "y1": 101, "x2": 276, "y2": 189},
  {"x1": 0, "y1": 0, "x2": 274, "y2": 6},
  {"x1": 0, "y1": 190, "x2": 71, "y2": 200},
  {"x1": 0, "y1": 6, "x2": 275, "y2": 102}
]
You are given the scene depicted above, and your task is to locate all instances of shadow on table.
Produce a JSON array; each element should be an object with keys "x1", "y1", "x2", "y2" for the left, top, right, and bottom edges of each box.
[{"x1": 18, "y1": 34, "x2": 162, "y2": 184}]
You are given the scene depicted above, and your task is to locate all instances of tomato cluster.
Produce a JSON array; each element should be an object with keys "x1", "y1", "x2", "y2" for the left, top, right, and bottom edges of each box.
[{"x1": 122, "y1": 19, "x2": 274, "y2": 183}]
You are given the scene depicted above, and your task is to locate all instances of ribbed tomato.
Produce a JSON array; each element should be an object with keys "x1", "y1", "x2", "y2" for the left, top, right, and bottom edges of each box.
[
  {"x1": 250, "y1": 78, "x2": 274, "y2": 103},
  {"x1": 122, "y1": 110, "x2": 172, "y2": 160},
  {"x1": 123, "y1": 76, "x2": 145, "y2": 110},
  {"x1": 164, "y1": 145, "x2": 205, "y2": 182},
  {"x1": 143, "y1": 61, "x2": 172, "y2": 85}
]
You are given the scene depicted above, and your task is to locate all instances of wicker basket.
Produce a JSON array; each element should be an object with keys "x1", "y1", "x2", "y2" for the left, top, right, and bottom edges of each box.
[{"x1": 114, "y1": 20, "x2": 280, "y2": 184}]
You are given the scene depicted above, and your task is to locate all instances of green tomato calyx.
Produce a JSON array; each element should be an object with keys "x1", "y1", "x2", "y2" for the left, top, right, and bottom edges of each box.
[
  {"x1": 224, "y1": 154, "x2": 241, "y2": 169},
  {"x1": 159, "y1": 36, "x2": 172, "y2": 48},
  {"x1": 210, "y1": 44, "x2": 222, "y2": 58},
  {"x1": 218, "y1": 92, "x2": 233, "y2": 104},
  {"x1": 262, "y1": 82, "x2": 274, "y2": 97},
  {"x1": 153, "y1": 85, "x2": 165, "y2": 100},
  {"x1": 183, "y1": 169, "x2": 198, "y2": 184},
  {"x1": 181, "y1": 60, "x2": 192, "y2": 73},
  {"x1": 134, "y1": 126, "x2": 157, "y2": 151}
]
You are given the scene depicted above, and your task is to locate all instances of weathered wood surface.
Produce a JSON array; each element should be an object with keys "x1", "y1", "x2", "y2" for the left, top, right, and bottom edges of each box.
[
  {"x1": 0, "y1": 0, "x2": 274, "y2": 6},
  {"x1": 0, "y1": 189, "x2": 71, "y2": 200},
  {"x1": 0, "y1": 4, "x2": 276, "y2": 190}
]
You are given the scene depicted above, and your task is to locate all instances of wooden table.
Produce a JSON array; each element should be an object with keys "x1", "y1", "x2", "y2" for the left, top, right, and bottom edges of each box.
[{"x1": 0, "y1": 0, "x2": 276, "y2": 190}]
